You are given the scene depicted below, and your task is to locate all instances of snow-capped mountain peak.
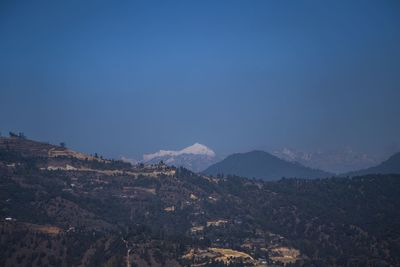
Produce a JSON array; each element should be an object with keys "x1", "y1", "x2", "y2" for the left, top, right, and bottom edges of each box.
[
  {"x1": 143, "y1": 143, "x2": 215, "y2": 162},
  {"x1": 180, "y1": 143, "x2": 216, "y2": 157},
  {"x1": 140, "y1": 143, "x2": 217, "y2": 172}
]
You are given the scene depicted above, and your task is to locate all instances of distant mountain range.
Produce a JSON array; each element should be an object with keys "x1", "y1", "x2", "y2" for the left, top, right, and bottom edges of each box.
[
  {"x1": 203, "y1": 150, "x2": 332, "y2": 180},
  {"x1": 273, "y1": 147, "x2": 380, "y2": 173},
  {"x1": 204, "y1": 149, "x2": 400, "y2": 180},
  {"x1": 345, "y1": 152, "x2": 400, "y2": 177},
  {"x1": 140, "y1": 143, "x2": 218, "y2": 172},
  {"x1": 122, "y1": 143, "x2": 400, "y2": 179}
]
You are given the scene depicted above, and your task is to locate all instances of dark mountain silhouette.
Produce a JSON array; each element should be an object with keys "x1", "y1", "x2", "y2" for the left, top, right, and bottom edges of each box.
[
  {"x1": 345, "y1": 152, "x2": 400, "y2": 176},
  {"x1": 203, "y1": 150, "x2": 331, "y2": 180}
]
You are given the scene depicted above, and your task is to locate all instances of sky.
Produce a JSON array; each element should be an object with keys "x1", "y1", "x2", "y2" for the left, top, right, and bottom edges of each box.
[{"x1": 1, "y1": 0, "x2": 400, "y2": 160}]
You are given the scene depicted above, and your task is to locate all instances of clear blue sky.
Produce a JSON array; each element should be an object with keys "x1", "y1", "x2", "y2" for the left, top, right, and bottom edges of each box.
[{"x1": 1, "y1": 0, "x2": 400, "y2": 159}]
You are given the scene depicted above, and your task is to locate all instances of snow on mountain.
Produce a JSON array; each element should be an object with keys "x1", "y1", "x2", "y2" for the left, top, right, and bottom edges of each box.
[
  {"x1": 143, "y1": 143, "x2": 215, "y2": 161},
  {"x1": 142, "y1": 143, "x2": 217, "y2": 172},
  {"x1": 273, "y1": 147, "x2": 380, "y2": 174},
  {"x1": 275, "y1": 147, "x2": 312, "y2": 162}
]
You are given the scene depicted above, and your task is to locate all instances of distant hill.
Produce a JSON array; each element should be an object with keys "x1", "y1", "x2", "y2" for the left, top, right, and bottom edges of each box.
[
  {"x1": 345, "y1": 152, "x2": 400, "y2": 176},
  {"x1": 203, "y1": 150, "x2": 331, "y2": 180},
  {"x1": 0, "y1": 136, "x2": 108, "y2": 163}
]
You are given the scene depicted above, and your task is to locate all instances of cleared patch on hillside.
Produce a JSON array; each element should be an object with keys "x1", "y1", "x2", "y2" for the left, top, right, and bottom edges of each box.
[{"x1": 269, "y1": 246, "x2": 300, "y2": 264}]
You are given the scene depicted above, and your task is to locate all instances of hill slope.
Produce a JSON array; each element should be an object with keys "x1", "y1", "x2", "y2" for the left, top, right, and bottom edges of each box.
[
  {"x1": 1, "y1": 137, "x2": 400, "y2": 266},
  {"x1": 345, "y1": 152, "x2": 400, "y2": 176},
  {"x1": 204, "y1": 150, "x2": 331, "y2": 180}
]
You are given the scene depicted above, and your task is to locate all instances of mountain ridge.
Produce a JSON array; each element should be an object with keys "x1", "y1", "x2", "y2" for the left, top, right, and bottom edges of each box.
[
  {"x1": 345, "y1": 152, "x2": 400, "y2": 176},
  {"x1": 273, "y1": 147, "x2": 380, "y2": 173},
  {"x1": 204, "y1": 150, "x2": 332, "y2": 180}
]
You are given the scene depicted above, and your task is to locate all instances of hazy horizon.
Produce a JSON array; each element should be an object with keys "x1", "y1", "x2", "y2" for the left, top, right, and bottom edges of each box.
[{"x1": 1, "y1": 0, "x2": 400, "y2": 162}]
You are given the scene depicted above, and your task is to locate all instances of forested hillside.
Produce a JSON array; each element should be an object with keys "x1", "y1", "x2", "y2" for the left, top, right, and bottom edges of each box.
[{"x1": 1, "y1": 137, "x2": 399, "y2": 267}]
